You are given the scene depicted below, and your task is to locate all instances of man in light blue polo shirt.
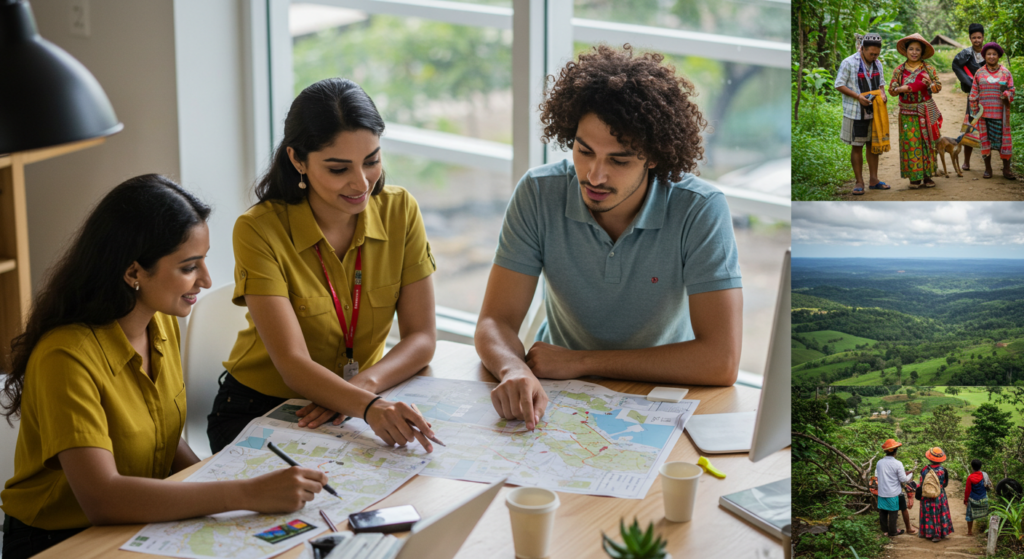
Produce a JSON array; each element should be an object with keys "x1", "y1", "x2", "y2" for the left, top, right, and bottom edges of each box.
[{"x1": 475, "y1": 45, "x2": 743, "y2": 430}]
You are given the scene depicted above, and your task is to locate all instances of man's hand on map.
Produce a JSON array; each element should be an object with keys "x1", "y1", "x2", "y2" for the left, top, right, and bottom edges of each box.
[
  {"x1": 491, "y1": 367, "x2": 549, "y2": 430},
  {"x1": 366, "y1": 399, "x2": 436, "y2": 452},
  {"x1": 525, "y1": 342, "x2": 580, "y2": 380},
  {"x1": 247, "y1": 466, "x2": 327, "y2": 512}
]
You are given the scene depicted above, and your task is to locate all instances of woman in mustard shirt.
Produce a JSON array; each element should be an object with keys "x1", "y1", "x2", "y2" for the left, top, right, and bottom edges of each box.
[
  {"x1": 0, "y1": 175, "x2": 326, "y2": 559},
  {"x1": 207, "y1": 78, "x2": 438, "y2": 454}
]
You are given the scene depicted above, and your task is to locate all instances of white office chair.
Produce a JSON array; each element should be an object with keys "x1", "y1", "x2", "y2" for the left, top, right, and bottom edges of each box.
[
  {"x1": 181, "y1": 283, "x2": 248, "y2": 459},
  {"x1": 518, "y1": 274, "x2": 546, "y2": 348}
]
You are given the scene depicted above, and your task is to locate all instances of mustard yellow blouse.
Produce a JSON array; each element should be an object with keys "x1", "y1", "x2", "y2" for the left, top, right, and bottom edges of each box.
[
  {"x1": 223, "y1": 186, "x2": 436, "y2": 397},
  {"x1": 1, "y1": 313, "x2": 185, "y2": 530}
]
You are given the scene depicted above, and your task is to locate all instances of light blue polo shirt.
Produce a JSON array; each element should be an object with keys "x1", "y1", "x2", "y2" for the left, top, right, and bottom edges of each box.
[{"x1": 494, "y1": 160, "x2": 742, "y2": 351}]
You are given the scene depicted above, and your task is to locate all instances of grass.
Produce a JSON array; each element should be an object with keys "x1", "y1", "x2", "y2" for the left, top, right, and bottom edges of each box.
[
  {"x1": 929, "y1": 47, "x2": 957, "y2": 73},
  {"x1": 802, "y1": 338, "x2": 1023, "y2": 386},
  {"x1": 795, "y1": 330, "x2": 878, "y2": 353},
  {"x1": 792, "y1": 99, "x2": 852, "y2": 201},
  {"x1": 793, "y1": 347, "x2": 826, "y2": 365}
]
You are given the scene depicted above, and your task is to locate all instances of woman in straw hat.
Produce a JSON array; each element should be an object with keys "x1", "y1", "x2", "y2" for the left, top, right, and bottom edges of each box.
[
  {"x1": 918, "y1": 447, "x2": 954, "y2": 542},
  {"x1": 875, "y1": 439, "x2": 917, "y2": 537},
  {"x1": 968, "y1": 42, "x2": 1016, "y2": 179},
  {"x1": 888, "y1": 33, "x2": 943, "y2": 188}
]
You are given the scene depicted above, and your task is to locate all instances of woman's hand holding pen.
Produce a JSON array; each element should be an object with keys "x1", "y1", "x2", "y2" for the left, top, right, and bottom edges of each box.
[
  {"x1": 246, "y1": 466, "x2": 327, "y2": 513},
  {"x1": 365, "y1": 399, "x2": 437, "y2": 452}
]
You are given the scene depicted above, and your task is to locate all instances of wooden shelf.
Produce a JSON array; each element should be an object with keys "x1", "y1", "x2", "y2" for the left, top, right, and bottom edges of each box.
[{"x1": 0, "y1": 259, "x2": 14, "y2": 275}]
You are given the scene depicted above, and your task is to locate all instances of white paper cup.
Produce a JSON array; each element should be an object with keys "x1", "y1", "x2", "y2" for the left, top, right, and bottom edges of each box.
[
  {"x1": 660, "y1": 461, "x2": 702, "y2": 522},
  {"x1": 505, "y1": 487, "x2": 560, "y2": 559}
]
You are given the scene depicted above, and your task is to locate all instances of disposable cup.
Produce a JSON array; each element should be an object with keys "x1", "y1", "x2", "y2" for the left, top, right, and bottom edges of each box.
[
  {"x1": 505, "y1": 487, "x2": 560, "y2": 559},
  {"x1": 660, "y1": 461, "x2": 702, "y2": 522}
]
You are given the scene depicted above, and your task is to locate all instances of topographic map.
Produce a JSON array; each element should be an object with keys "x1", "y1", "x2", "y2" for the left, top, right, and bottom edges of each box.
[
  {"x1": 121, "y1": 422, "x2": 428, "y2": 559},
  {"x1": 334, "y1": 377, "x2": 697, "y2": 499}
]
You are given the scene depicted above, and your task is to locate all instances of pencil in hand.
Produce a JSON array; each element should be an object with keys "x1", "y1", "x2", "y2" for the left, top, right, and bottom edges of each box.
[{"x1": 266, "y1": 441, "x2": 340, "y2": 498}]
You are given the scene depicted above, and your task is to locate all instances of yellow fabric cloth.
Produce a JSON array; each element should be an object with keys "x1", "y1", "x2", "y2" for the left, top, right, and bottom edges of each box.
[
  {"x1": 224, "y1": 186, "x2": 436, "y2": 398},
  {"x1": 1, "y1": 314, "x2": 185, "y2": 530},
  {"x1": 868, "y1": 89, "x2": 891, "y2": 154}
]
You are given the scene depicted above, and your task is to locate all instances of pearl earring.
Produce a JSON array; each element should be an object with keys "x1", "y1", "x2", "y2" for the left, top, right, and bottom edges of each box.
[
  {"x1": 298, "y1": 172, "x2": 307, "y2": 190},
  {"x1": 134, "y1": 281, "x2": 140, "y2": 291}
]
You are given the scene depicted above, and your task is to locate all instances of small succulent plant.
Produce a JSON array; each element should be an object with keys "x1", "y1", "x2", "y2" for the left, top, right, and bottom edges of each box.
[{"x1": 601, "y1": 518, "x2": 668, "y2": 559}]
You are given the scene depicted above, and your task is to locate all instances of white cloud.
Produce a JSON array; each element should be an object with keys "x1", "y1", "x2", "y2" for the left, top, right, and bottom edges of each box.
[{"x1": 793, "y1": 202, "x2": 1024, "y2": 248}]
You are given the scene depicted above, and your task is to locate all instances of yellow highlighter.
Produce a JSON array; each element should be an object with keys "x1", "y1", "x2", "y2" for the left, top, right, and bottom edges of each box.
[{"x1": 697, "y1": 456, "x2": 726, "y2": 479}]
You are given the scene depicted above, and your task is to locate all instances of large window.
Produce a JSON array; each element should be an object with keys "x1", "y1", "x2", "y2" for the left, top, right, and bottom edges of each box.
[{"x1": 255, "y1": 0, "x2": 791, "y2": 376}]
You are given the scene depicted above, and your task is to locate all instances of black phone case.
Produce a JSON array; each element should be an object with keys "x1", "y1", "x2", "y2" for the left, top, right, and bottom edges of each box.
[{"x1": 348, "y1": 507, "x2": 420, "y2": 534}]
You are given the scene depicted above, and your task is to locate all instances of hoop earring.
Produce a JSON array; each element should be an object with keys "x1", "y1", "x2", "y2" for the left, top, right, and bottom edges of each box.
[
  {"x1": 134, "y1": 281, "x2": 140, "y2": 291},
  {"x1": 298, "y1": 172, "x2": 307, "y2": 190}
]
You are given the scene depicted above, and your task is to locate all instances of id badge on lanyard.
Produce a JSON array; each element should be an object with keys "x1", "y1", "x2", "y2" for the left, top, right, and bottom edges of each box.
[{"x1": 313, "y1": 244, "x2": 362, "y2": 380}]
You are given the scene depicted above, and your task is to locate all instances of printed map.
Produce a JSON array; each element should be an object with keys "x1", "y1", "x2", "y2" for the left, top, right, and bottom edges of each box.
[
  {"x1": 122, "y1": 423, "x2": 427, "y2": 559},
  {"x1": 335, "y1": 377, "x2": 696, "y2": 499}
]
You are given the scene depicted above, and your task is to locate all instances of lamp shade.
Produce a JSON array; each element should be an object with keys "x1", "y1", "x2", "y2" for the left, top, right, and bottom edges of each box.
[{"x1": 0, "y1": 0, "x2": 122, "y2": 154}]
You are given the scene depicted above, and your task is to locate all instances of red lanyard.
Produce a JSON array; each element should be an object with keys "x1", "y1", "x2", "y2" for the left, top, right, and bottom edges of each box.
[{"x1": 313, "y1": 244, "x2": 361, "y2": 360}]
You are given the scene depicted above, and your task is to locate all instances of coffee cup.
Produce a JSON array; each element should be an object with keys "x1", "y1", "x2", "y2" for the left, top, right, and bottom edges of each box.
[
  {"x1": 660, "y1": 461, "x2": 702, "y2": 522},
  {"x1": 506, "y1": 487, "x2": 560, "y2": 559}
]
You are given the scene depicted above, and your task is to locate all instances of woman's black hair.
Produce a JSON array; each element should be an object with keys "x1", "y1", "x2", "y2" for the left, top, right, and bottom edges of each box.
[
  {"x1": 969, "y1": 23, "x2": 984, "y2": 36},
  {"x1": 256, "y1": 78, "x2": 387, "y2": 204},
  {"x1": 972, "y1": 459, "x2": 982, "y2": 471},
  {"x1": 1, "y1": 174, "x2": 210, "y2": 424},
  {"x1": 887, "y1": 447, "x2": 899, "y2": 457}
]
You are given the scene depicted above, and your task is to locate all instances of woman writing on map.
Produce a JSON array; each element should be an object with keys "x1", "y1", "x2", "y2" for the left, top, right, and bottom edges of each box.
[
  {"x1": 206, "y1": 78, "x2": 438, "y2": 454},
  {"x1": 0, "y1": 176, "x2": 328, "y2": 559}
]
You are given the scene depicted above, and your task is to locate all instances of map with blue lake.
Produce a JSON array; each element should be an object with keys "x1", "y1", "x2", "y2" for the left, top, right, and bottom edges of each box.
[{"x1": 590, "y1": 412, "x2": 674, "y2": 448}]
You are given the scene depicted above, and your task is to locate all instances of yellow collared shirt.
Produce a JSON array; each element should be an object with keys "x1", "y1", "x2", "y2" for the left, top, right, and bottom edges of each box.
[
  {"x1": 1, "y1": 313, "x2": 186, "y2": 530},
  {"x1": 224, "y1": 186, "x2": 435, "y2": 398}
]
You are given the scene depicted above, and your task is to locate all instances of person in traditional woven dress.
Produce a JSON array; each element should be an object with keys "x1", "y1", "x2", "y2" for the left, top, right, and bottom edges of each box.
[
  {"x1": 918, "y1": 447, "x2": 954, "y2": 543},
  {"x1": 889, "y1": 34, "x2": 943, "y2": 189},
  {"x1": 969, "y1": 42, "x2": 1016, "y2": 179},
  {"x1": 951, "y1": 23, "x2": 986, "y2": 170}
]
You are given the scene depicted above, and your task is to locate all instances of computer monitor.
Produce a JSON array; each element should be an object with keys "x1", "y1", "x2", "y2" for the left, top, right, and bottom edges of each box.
[{"x1": 750, "y1": 248, "x2": 791, "y2": 462}]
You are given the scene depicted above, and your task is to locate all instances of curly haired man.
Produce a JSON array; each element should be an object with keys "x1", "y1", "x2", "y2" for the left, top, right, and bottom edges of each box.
[{"x1": 475, "y1": 45, "x2": 743, "y2": 429}]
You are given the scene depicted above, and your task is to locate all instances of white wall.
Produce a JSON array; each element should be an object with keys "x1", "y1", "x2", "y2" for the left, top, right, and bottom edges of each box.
[
  {"x1": 24, "y1": 0, "x2": 182, "y2": 291},
  {"x1": 173, "y1": 0, "x2": 254, "y2": 289},
  {"x1": 23, "y1": 0, "x2": 253, "y2": 295}
]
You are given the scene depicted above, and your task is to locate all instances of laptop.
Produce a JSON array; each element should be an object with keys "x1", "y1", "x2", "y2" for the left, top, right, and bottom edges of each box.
[{"x1": 306, "y1": 478, "x2": 506, "y2": 559}]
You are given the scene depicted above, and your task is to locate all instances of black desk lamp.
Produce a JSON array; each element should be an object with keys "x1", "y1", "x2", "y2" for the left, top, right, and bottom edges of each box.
[{"x1": 0, "y1": 0, "x2": 122, "y2": 154}]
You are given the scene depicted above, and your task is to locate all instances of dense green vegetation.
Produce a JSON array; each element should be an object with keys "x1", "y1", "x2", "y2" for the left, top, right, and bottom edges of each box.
[
  {"x1": 794, "y1": 385, "x2": 1024, "y2": 558},
  {"x1": 792, "y1": 0, "x2": 1024, "y2": 201},
  {"x1": 793, "y1": 258, "x2": 1024, "y2": 389}
]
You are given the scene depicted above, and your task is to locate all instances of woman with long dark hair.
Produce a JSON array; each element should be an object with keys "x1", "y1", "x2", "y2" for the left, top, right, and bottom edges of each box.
[
  {"x1": 0, "y1": 176, "x2": 326, "y2": 559},
  {"x1": 206, "y1": 78, "x2": 438, "y2": 454}
]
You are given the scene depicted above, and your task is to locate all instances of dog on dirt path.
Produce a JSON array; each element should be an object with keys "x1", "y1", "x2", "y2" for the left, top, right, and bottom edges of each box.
[{"x1": 937, "y1": 136, "x2": 965, "y2": 178}]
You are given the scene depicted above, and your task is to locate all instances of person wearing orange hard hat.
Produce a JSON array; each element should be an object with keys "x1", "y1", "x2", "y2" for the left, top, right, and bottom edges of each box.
[
  {"x1": 918, "y1": 447, "x2": 954, "y2": 542},
  {"x1": 875, "y1": 439, "x2": 917, "y2": 536}
]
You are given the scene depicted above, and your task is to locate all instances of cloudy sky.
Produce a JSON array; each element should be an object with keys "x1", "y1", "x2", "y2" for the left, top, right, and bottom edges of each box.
[{"x1": 792, "y1": 202, "x2": 1024, "y2": 258}]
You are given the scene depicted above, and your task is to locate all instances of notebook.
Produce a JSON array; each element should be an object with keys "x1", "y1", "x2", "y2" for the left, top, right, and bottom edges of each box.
[{"x1": 718, "y1": 478, "x2": 791, "y2": 539}]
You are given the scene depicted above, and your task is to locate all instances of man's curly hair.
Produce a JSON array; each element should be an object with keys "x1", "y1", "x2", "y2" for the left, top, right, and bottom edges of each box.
[{"x1": 539, "y1": 44, "x2": 707, "y2": 183}]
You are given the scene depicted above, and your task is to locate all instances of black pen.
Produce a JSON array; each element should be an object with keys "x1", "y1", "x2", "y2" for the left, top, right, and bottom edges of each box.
[{"x1": 266, "y1": 441, "x2": 339, "y2": 498}]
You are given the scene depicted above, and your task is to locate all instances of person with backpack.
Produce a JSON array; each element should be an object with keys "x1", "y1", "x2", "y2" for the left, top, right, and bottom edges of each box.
[
  {"x1": 918, "y1": 447, "x2": 954, "y2": 542},
  {"x1": 875, "y1": 439, "x2": 917, "y2": 536},
  {"x1": 964, "y1": 459, "x2": 993, "y2": 535}
]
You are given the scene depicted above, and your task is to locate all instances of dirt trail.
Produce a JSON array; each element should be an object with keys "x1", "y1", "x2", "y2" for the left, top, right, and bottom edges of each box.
[
  {"x1": 885, "y1": 480, "x2": 986, "y2": 559},
  {"x1": 841, "y1": 72, "x2": 1024, "y2": 201}
]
